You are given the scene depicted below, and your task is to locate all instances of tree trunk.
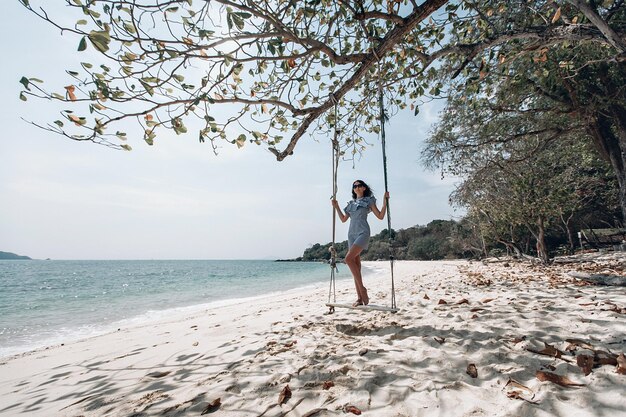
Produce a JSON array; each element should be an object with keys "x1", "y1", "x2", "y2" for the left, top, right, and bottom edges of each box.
[
  {"x1": 496, "y1": 239, "x2": 523, "y2": 258},
  {"x1": 480, "y1": 230, "x2": 488, "y2": 258},
  {"x1": 588, "y1": 111, "x2": 626, "y2": 222},
  {"x1": 610, "y1": 103, "x2": 626, "y2": 224},
  {"x1": 560, "y1": 212, "x2": 576, "y2": 254},
  {"x1": 535, "y1": 216, "x2": 550, "y2": 264},
  {"x1": 526, "y1": 216, "x2": 549, "y2": 264}
]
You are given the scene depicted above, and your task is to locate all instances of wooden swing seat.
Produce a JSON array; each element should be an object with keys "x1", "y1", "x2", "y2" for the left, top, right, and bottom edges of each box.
[{"x1": 326, "y1": 303, "x2": 398, "y2": 313}]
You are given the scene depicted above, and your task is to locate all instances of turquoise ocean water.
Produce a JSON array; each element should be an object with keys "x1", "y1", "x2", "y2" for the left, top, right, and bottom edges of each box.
[{"x1": 0, "y1": 260, "x2": 351, "y2": 358}]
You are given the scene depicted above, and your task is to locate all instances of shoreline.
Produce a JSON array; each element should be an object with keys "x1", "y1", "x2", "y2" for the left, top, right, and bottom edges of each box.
[
  {"x1": 1, "y1": 259, "x2": 624, "y2": 416},
  {"x1": 0, "y1": 263, "x2": 376, "y2": 361}
]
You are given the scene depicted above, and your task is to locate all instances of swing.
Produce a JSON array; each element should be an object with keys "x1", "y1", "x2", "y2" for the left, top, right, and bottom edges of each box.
[{"x1": 325, "y1": 71, "x2": 398, "y2": 315}]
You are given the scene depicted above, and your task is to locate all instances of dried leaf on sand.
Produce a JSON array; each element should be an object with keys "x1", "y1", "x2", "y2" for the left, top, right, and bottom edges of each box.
[
  {"x1": 201, "y1": 398, "x2": 221, "y2": 415},
  {"x1": 506, "y1": 390, "x2": 539, "y2": 404},
  {"x1": 595, "y1": 350, "x2": 618, "y2": 366},
  {"x1": 536, "y1": 371, "x2": 585, "y2": 387},
  {"x1": 344, "y1": 405, "x2": 362, "y2": 415},
  {"x1": 466, "y1": 363, "x2": 478, "y2": 378},
  {"x1": 322, "y1": 381, "x2": 334, "y2": 390},
  {"x1": 510, "y1": 336, "x2": 526, "y2": 344},
  {"x1": 577, "y1": 354, "x2": 594, "y2": 376},
  {"x1": 278, "y1": 385, "x2": 292, "y2": 405},
  {"x1": 505, "y1": 378, "x2": 533, "y2": 393},
  {"x1": 527, "y1": 343, "x2": 567, "y2": 360},
  {"x1": 617, "y1": 353, "x2": 626, "y2": 375},
  {"x1": 565, "y1": 338, "x2": 595, "y2": 351}
]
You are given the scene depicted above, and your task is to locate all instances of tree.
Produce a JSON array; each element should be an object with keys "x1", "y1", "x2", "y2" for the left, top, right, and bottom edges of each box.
[
  {"x1": 422, "y1": 1, "x2": 626, "y2": 219},
  {"x1": 18, "y1": 0, "x2": 624, "y2": 165},
  {"x1": 429, "y1": 104, "x2": 618, "y2": 262}
]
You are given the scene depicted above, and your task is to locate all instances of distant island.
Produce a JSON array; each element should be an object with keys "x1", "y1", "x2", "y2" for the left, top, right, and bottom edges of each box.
[{"x1": 0, "y1": 251, "x2": 32, "y2": 260}]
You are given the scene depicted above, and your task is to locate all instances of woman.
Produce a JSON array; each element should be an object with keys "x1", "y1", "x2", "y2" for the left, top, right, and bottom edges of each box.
[{"x1": 332, "y1": 180, "x2": 388, "y2": 307}]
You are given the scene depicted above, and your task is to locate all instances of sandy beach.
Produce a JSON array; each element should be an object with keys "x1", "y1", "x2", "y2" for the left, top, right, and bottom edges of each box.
[{"x1": 1, "y1": 259, "x2": 625, "y2": 417}]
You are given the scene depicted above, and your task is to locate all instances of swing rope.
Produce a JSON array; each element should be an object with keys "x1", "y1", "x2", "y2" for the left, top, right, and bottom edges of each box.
[
  {"x1": 328, "y1": 96, "x2": 340, "y2": 307},
  {"x1": 328, "y1": 3, "x2": 343, "y2": 310},
  {"x1": 377, "y1": 64, "x2": 397, "y2": 311}
]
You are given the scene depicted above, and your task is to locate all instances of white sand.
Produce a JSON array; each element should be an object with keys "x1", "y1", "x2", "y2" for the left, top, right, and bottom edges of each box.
[{"x1": 0, "y1": 259, "x2": 625, "y2": 416}]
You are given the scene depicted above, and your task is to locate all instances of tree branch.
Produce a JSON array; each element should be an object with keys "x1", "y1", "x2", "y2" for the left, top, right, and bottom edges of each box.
[
  {"x1": 567, "y1": 0, "x2": 626, "y2": 53},
  {"x1": 269, "y1": 0, "x2": 448, "y2": 160}
]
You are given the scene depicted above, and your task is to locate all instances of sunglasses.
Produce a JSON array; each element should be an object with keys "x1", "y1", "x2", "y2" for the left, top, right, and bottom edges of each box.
[{"x1": 352, "y1": 183, "x2": 365, "y2": 189}]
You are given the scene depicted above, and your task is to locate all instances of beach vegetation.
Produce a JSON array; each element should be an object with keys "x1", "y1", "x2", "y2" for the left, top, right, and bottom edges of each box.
[{"x1": 420, "y1": 1, "x2": 626, "y2": 223}]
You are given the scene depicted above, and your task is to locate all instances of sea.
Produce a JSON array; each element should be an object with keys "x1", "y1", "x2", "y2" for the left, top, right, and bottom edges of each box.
[{"x1": 0, "y1": 259, "x2": 356, "y2": 358}]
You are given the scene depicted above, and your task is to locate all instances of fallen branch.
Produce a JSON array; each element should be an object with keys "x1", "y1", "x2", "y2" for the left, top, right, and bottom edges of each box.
[{"x1": 568, "y1": 271, "x2": 626, "y2": 286}]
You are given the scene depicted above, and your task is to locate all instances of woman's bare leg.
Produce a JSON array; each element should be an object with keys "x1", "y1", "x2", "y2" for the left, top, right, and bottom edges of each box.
[
  {"x1": 355, "y1": 255, "x2": 368, "y2": 305},
  {"x1": 345, "y1": 245, "x2": 367, "y2": 305}
]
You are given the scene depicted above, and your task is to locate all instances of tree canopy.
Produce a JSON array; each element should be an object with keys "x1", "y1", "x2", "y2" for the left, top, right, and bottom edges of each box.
[
  {"x1": 19, "y1": 0, "x2": 624, "y2": 161},
  {"x1": 423, "y1": 0, "x2": 626, "y2": 219}
]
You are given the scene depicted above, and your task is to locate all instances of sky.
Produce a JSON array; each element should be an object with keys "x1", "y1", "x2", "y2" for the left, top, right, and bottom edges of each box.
[{"x1": 0, "y1": 2, "x2": 460, "y2": 260}]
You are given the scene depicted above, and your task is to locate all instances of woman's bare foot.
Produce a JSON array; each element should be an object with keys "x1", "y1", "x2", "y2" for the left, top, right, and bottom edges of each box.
[
  {"x1": 352, "y1": 299, "x2": 363, "y2": 307},
  {"x1": 362, "y1": 289, "x2": 369, "y2": 305}
]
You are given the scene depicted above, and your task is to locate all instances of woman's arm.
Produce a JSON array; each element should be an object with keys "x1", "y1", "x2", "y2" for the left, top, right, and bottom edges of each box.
[
  {"x1": 331, "y1": 199, "x2": 349, "y2": 223},
  {"x1": 370, "y1": 192, "x2": 389, "y2": 220}
]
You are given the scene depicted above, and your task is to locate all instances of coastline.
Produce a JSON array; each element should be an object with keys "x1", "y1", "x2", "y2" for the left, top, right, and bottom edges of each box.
[
  {"x1": 1, "y1": 259, "x2": 624, "y2": 416},
  {"x1": 0, "y1": 260, "x2": 350, "y2": 360},
  {"x1": 0, "y1": 261, "x2": 368, "y2": 360}
]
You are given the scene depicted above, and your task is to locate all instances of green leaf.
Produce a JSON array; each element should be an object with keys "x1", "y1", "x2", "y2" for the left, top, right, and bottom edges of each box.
[
  {"x1": 88, "y1": 30, "x2": 111, "y2": 53},
  {"x1": 19, "y1": 92, "x2": 27, "y2": 101},
  {"x1": 230, "y1": 12, "x2": 244, "y2": 30},
  {"x1": 120, "y1": 144, "x2": 132, "y2": 151},
  {"x1": 172, "y1": 118, "x2": 187, "y2": 135},
  {"x1": 54, "y1": 120, "x2": 64, "y2": 127},
  {"x1": 226, "y1": 13, "x2": 233, "y2": 30},
  {"x1": 144, "y1": 130, "x2": 156, "y2": 145},
  {"x1": 235, "y1": 134, "x2": 246, "y2": 148},
  {"x1": 124, "y1": 22, "x2": 136, "y2": 33},
  {"x1": 140, "y1": 80, "x2": 154, "y2": 96},
  {"x1": 19, "y1": 76, "x2": 30, "y2": 91},
  {"x1": 19, "y1": 0, "x2": 30, "y2": 6},
  {"x1": 76, "y1": 19, "x2": 88, "y2": 25}
]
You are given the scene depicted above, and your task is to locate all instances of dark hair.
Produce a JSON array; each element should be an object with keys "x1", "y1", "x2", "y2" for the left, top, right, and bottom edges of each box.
[{"x1": 351, "y1": 179, "x2": 373, "y2": 199}]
